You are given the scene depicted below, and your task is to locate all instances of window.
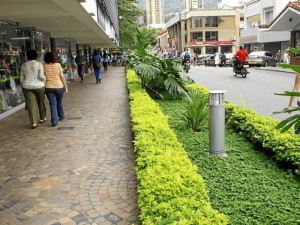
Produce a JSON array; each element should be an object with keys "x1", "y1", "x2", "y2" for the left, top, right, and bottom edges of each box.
[
  {"x1": 191, "y1": 32, "x2": 203, "y2": 41},
  {"x1": 221, "y1": 46, "x2": 231, "y2": 53},
  {"x1": 205, "y1": 31, "x2": 218, "y2": 41},
  {"x1": 205, "y1": 17, "x2": 218, "y2": 27},
  {"x1": 264, "y1": 7, "x2": 273, "y2": 24},
  {"x1": 206, "y1": 46, "x2": 217, "y2": 54},
  {"x1": 191, "y1": 17, "x2": 202, "y2": 28},
  {"x1": 265, "y1": 52, "x2": 272, "y2": 57},
  {"x1": 247, "y1": 14, "x2": 260, "y2": 28}
]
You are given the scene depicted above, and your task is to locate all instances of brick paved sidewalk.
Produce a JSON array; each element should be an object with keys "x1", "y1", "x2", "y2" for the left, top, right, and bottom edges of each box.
[{"x1": 0, "y1": 67, "x2": 140, "y2": 225}]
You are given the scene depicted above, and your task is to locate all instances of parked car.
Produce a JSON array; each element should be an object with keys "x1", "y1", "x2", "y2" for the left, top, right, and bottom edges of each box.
[
  {"x1": 224, "y1": 53, "x2": 236, "y2": 66},
  {"x1": 247, "y1": 51, "x2": 277, "y2": 67}
]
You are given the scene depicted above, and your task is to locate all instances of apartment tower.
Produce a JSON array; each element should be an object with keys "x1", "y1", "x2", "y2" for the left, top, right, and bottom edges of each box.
[
  {"x1": 185, "y1": 0, "x2": 204, "y2": 10},
  {"x1": 146, "y1": 0, "x2": 164, "y2": 25}
]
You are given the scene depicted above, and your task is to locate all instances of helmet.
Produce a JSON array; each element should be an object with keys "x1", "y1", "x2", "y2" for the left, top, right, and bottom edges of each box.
[{"x1": 240, "y1": 44, "x2": 245, "y2": 48}]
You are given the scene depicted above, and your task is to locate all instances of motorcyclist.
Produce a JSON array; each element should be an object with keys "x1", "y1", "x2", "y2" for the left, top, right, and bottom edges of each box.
[
  {"x1": 182, "y1": 49, "x2": 191, "y2": 66},
  {"x1": 234, "y1": 45, "x2": 248, "y2": 72}
]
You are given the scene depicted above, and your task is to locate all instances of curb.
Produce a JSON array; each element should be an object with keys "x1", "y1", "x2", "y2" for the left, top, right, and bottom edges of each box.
[{"x1": 254, "y1": 67, "x2": 296, "y2": 74}]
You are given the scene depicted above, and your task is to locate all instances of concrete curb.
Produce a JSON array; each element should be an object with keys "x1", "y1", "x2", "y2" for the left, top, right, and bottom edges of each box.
[{"x1": 254, "y1": 67, "x2": 296, "y2": 74}]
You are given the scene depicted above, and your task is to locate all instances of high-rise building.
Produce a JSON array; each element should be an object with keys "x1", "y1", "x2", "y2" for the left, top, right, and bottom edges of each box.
[
  {"x1": 146, "y1": 0, "x2": 164, "y2": 25},
  {"x1": 185, "y1": 0, "x2": 204, "y2": 10}
]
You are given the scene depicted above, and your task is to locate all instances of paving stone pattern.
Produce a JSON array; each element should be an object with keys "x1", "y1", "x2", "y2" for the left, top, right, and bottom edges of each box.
[{"x1": 0, "y1": 67, "x2": 140, "y2": 225}]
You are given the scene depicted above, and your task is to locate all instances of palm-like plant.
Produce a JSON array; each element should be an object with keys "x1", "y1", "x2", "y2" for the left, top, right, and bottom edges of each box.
[
  {"x1": 180, "y1": 90, "x2": 209, "y2": 132},
  {"x1": 124, "y1": 27, "x2": 193, "y2": 98},
  {"x1": 274, "y1": 48, "x2": 300, "y2": 133}
]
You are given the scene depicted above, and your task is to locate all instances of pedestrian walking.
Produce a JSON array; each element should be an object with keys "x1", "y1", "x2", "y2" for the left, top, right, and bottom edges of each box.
[
  {"x1": 112, "y1": 54, "x2": 117, "y2": 67},
  {"x1": 75, "y1": 50, "x2": 86, "y2": 83},
  {"x1": 220, "y1": 52, "x2": 226, "y2": 67},
  {"x1": 20, "y1": 49, "x2": 46, "y2": 129},
  {"x1": 288, "y1": 73, "x2": 300, "y2": 134},
  {"x1": 276, "y1": 50, "x2": 282, "y2": 66},
  {"x1": 283, "y1": 50, "x2": 290, "y2": 64},
  {"x1": 67, "y1": 54, "x2": 76, "y2": 81},
  {"x1": 91, "y1": 49, "x2": 102, "y2": 84},
  {"x1": 43, "y1": 52, "x2": 68, "y2": 127},
  {"x1": 102, "y1": 51, "x2": 109, "y2": 72}
]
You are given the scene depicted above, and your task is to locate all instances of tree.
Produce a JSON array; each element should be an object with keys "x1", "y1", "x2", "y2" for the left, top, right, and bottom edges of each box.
[{"x1": 118, "y1": 0, "x2": 143, "y2": 50}]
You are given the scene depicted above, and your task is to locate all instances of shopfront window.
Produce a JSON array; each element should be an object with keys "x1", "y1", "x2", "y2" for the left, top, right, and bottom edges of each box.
[
  {"x1": 206, "y1": 46, "x2": 217, "y2": 54},
  {"x1": 0, "y1": 21, "x2": 50, "y2": 114},
  {"x1": 220, "y1": 46, "x2": 231, "y2": 53}
]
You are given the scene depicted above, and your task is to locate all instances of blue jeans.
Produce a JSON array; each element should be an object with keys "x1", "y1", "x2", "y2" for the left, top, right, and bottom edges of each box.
[
  {"x1": 45, "y1": 88, "x2": 65, "y2": 125},
  {"x1": 94, "y1": 67, "x2": 101, "y2": 83}
]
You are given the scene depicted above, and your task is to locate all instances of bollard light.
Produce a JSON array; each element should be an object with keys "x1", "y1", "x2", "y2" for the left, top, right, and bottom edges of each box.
[{"x1": 208, "y1": 90, "x2": 227, "y2": 157}]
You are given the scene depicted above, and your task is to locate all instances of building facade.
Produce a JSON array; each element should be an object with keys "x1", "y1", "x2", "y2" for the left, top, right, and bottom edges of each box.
[
  {"x1": 185, "y1": 0, "x2": 204, "y2": 10},
  {"x1": 146, "y1": 0, "x2": 164, "y2": 25},
  {"x1": 240, "y1": 0, "x2": 292, "y2": 54},
  {"x1": 267, "y1": 1, "x2": 300, "y2": 66},
  {"x1": 166, "y1": 8, "x2": 240, "y2": 55},
  {"x1": 0, "y1": 0, "x2": 119, "y2": 117}
]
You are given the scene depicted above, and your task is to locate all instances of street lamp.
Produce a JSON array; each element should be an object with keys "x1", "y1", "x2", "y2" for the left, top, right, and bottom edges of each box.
[{"x1": 208, "y1": 90, "x2": 227, "y2": 157}]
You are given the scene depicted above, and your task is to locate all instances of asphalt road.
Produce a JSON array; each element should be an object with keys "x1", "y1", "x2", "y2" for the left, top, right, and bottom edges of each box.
[{"x1": 187, "y1": 65, "x2": 297, "y2": 121}]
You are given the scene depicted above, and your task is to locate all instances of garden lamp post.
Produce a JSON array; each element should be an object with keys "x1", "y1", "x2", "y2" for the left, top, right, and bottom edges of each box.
[{"x1": 208, "y1": 90, "x2": 227, "y2": 157}]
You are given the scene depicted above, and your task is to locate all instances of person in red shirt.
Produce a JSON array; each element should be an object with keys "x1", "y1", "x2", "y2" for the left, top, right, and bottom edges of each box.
[{"x1": 234, "y1": 45, "x2": 248, "y2": 72}]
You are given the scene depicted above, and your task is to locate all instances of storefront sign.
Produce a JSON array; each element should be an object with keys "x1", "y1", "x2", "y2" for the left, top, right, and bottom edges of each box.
[
  {"x1": 202, "y1": 41, "x2": 232, "y2": 45},
  {"x1": 240, "y1": 35, "x2": 258, "y2": 43},
  {"x1": 188, "y1": 40, "x2": 232, "y2": 46}
]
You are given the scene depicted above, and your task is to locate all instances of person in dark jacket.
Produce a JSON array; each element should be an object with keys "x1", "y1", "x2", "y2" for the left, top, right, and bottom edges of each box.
[{"x1": 75, "y1": 50, "x2": 86, "y2": 83}]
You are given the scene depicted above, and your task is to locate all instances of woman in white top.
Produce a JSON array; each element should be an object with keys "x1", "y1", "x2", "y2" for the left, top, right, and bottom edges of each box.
[{"x1": 20, "y1": 49, "x2": 46, "y2": 129}]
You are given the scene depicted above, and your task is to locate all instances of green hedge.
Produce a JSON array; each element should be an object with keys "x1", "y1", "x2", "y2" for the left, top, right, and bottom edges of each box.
[
  {"x1": 186, "y1": 83, "x2": 300, "y2": 175},
  {"x1": 127, "y1": 69, "x2": 227, "y2": 224}
]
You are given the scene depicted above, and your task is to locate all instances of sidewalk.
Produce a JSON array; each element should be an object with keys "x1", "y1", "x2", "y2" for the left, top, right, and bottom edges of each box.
[
  {"x1": 0, "y1": 67, "x2": 140, "y2": 225},
  {"x1": 254, "y1": 66, "x2": 296, "y2": 74}
]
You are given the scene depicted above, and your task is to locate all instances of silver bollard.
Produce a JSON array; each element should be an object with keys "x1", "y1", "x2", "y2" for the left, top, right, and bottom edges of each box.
[{"x1": 208, "y1": 90, "x2": 227, "y2": 157}]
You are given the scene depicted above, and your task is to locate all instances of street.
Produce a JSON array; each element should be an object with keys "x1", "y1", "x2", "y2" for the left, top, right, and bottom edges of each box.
[{"x1": 187, "y1": 65, "x2": 297, "y2": 120}]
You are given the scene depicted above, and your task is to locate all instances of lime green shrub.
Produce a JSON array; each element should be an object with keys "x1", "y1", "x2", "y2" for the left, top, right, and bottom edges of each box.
[{"x1": 127, "y1": 69, "x2": 227, "y2": 224}]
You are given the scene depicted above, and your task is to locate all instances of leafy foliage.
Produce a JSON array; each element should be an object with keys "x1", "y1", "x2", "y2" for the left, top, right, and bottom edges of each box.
[
  {"x1": 127, "y1": 69, "x2": 228, "y2": 224},
  {"x1": 186, "y1": 83, "x2": 300, "y2": 175},
  {"x1": 118, "y1": 0, "x2": 143, "y2": 50},
  {"x1": 156, "y1": 97, "x2": 300, "y2": 225},
  {"x1": 275, "y1": 48, "x2": 300, "y2": 132},
  {"x1": 180, "y1": 90, "x2": 209, "y2": 132},
  {"x1": 124, "y1": 28, "x2": 193, "y2": 98}
]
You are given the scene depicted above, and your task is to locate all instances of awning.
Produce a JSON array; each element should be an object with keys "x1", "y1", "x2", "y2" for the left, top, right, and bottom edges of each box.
[{"x1": 0, "y1": 0, "x2": 117, "y2": 48}]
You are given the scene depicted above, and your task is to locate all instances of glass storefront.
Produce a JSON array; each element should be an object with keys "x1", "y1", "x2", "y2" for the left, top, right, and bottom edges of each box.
[{"x1": 0, "y1": 21, "x2": 51, "y2": 114}]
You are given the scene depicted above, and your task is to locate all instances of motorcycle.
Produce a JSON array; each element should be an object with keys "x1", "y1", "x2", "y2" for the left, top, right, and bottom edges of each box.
[
  {"x1": 233, "y1": 60, "x2": 249, "y2": 78},
  {"x1": 183, "y1": 60, "x2": 190, "y2": 73}
]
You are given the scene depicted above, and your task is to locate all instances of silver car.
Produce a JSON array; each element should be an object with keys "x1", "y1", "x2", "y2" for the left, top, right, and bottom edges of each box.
[
  {"x1": 225, "y1": 53, "x2": 236, "y2": 66},
  {"x1": 247, "y1": 51, "x2": 277, "y2": 67}
]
